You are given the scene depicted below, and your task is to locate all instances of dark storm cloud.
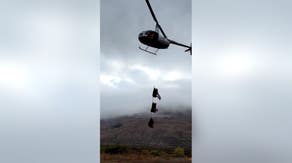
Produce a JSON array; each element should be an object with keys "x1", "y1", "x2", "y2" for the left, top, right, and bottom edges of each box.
[{"x1": 100, "y1": 0, "x2": 192, "y2": 117}]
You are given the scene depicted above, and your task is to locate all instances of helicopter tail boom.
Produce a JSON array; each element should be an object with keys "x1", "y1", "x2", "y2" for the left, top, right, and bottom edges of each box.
[{"x1": 169, "y1": 40, "x2": 192, "y2": 55}]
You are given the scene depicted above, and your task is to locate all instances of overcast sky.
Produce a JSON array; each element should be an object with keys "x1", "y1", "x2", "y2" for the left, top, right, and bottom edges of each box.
[
  {"x1": 100, "y1": 0, "x2": 192, "y2": 118},
  {"x1": 1, "y1": 0, "x2": 292, "y2": 163},
  {"x1": 0, "y1": 0, "x2": 99, "y2": 162},
  {"x1": 193, "y1": 0, "x2": 292, "y2": 162}
]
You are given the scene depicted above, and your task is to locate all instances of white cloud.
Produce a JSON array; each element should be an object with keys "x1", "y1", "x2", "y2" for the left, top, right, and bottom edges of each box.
[
  {"x1": 100, "y1": 74, "x2": 121, "y2": 88},
  {"x1": 163, "y1": 70, "x2": 190, "y2": 81},
  {"x1": 130, "y1": 64, "x2": 161, "y2": 81}
]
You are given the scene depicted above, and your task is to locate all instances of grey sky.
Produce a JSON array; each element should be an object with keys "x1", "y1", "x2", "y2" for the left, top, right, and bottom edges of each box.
[
  {"x1": 193, "y1": 0, "x2": 292, "y2": 162},
  {"x1": 100, "y1": 0, "x2": 192, "y2": 118},
  {"x1": 0, "y1": 0, "x2": 99, "y2": 162},
  {"x1": 1, "y1": 0, "x2": 292, "y2": 162}
]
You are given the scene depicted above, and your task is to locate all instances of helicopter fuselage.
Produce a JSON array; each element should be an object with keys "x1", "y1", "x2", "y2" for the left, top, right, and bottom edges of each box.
[{"x1": 138, "y1": 30, "x2": 170, "y2": 49}]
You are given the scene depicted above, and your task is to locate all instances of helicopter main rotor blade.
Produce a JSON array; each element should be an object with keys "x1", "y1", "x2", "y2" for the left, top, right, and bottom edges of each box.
[{"x1": 145, "y1": 0, "x2": 168, "y2": 38}]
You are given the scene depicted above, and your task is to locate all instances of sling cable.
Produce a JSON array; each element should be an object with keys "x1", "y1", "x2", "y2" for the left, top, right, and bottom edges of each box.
[{"x1": 148, "y1": 87, "x2": 161, "y2": 128}]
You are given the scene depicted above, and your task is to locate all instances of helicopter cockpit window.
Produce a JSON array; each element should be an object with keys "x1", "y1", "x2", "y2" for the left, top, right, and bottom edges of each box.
[{"x1": 147, "y1": 31, "x2": 156, "y2": 39}]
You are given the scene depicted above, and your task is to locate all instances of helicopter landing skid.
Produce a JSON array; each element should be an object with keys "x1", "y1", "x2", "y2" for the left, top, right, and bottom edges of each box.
[{"x1": 139, "y1": 45, "x2": 159, "y2": 55}]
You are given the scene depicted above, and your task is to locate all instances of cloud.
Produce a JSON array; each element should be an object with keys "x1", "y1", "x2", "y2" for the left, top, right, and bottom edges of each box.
[
  {"x1": 100, "y1": 74, "x2": 122, "y2": 88},
  {"x1": 130, "y1": 64, "x2": 161, "y2": 81}
]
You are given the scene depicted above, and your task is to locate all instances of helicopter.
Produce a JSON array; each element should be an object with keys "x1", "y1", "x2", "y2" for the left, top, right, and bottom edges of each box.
[{"x1": 138, "y1": 0, "x2": 192, "y2": 55}]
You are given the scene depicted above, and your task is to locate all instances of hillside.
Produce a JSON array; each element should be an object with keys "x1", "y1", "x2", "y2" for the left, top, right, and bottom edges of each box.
[{"x1": 101, "y1": 108, "x2": 192, "y2": 155}]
